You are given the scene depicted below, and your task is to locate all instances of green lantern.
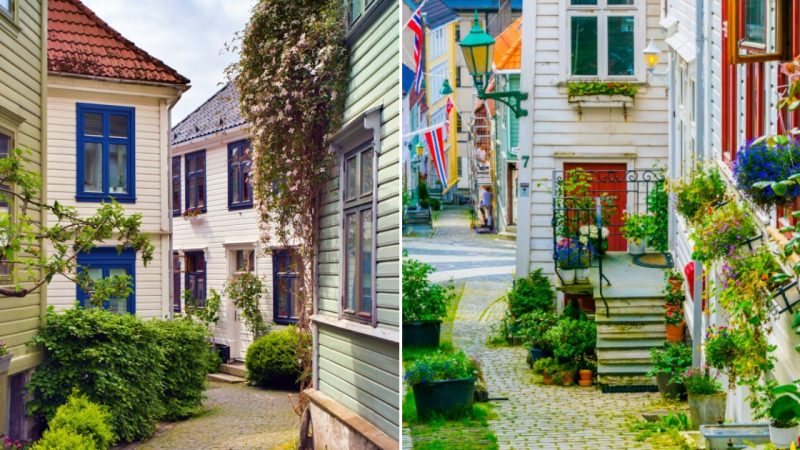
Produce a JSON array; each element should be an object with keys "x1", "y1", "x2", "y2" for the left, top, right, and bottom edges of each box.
[{"x1": 459, "y1": 11, "x2": 495, "y2": 89}]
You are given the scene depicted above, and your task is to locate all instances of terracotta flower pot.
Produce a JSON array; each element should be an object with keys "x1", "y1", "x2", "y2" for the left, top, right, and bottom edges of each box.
[
  {"x1": 666, "y1": 322, "x2": 685, "y2": 342},
  {"x1": 578, "y1": 369, "x2": 593, "y2": 387},
  {"x1": 542, "y1": 373, "x2": 553, "y2": 385},
  {"x1": 668, "y1": 278, "x2": 683, "y2": 291},
  {"x1": 559, "y1": 371, "x2": 574, "y2": 386}
]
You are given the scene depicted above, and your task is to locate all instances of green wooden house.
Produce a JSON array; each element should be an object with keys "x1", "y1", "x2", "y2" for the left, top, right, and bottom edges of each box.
[
  {"x1": 305, "y1": 0, "x2": 400, "y2": 448},
  {"x1": 0, "y1": 0, "x2": 48, "y2": 440}
]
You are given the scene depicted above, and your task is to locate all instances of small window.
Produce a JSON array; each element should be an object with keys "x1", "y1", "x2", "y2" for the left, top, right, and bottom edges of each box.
[
  {"x1": 76, "y1": 104, "x2": 135, "y2": 203},
  {"x1": 0, "y1": 0, "x2": 13, "y2": 19},
  {"x1": 185, "y1": 251, "x2": 206, "y2": 308},
  {"x1": 76, "y1": 248, "x2": 136, "y2": 314},
  {"x1": 173, "y1": 252, "x2": 181, "y2": 313},
  {"x1": 728, "y1": 0, "x2": 789, "y2": 64},
  {"x1": 273, "y1": 249, "x2": 301, "y2": 324},
  {"x1": 184, "y1": 150, "x2": 206, "y2": 213},
  {"x1": 567, "y1": 0, "x2": 640, "y2": 79},
  {"x1": 228, "y1": 140, "x2": 253, "y2": 210},
  {"x1": 234, "y1": 249, "x2": 255, "y2": 275},
  {"x1": 172, "y1": 156, "x2": 181, "y2": 217}
]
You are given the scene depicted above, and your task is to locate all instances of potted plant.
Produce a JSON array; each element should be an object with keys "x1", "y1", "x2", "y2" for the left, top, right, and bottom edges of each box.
[
  {"x1": 519, "y1": 311, "x2": 558, "y2": 366},
  {"x1": 682, "y1": 368, "x2": 725, "y2": 430},
  {"x1": 555, "y1": 238, "x2": 591, "y2": 281},
  {"x1": 670, "y1": 164, "x2": 728, "y2": 225},
  {"x1": 0, "y1": 341, "x2": 11, "y2": 374},
  {"x1": 543, "y1": 316, "x2": 596, "y2": 365},
  {"x1": 405, "y1": 351, "x2": 477, "y2": 419},
  {"x1": 552, "y1": 361, "x2": 576, "y2": 386},
  {"x1": 621, "y1": 211, "x2": 654, "y2": 255},
  {"x1": 402, "y1": 256, "x2": 453, "y2": 348},
  {"x1": 665, "y1": 269, "x2": 684, "y2": 296},
  {"x1": 577, "y1": 355, "x2": 596, "y2": 387},
  {"x1": 665, "y1": 305, "x2": 685, "y2": 343},
  {"x1": 750, "y1": 381, "x2": 800, "y2": 448},
  {"x1": 690, "y1": 201, "x2": 757, "y2": 263},
  {"x1": 733, "y1": 140, "x2": 800, "y2": 209},
  {"x1": 579, "y1": 224, "x2": 609, "y2": 256},
  {"x1": 532, "y1": 357, "x2": 556, "y2": 385},
  {"x1": 647, "y1": 342, "x2": 691, "y2": 400},
  {"x1": 181, "y1": 207, "x2": 203, "y2": 222}
]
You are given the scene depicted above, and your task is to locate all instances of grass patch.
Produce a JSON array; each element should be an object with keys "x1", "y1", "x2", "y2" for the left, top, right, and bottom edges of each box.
[{"x1": 627, "y1": 411, "x2": 693, "y2": 450}]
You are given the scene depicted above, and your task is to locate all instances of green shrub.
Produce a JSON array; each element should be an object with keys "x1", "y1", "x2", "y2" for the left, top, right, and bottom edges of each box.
[
  {"x1": 404, "y1": 351, "x2": 477, "y2": 385},
  {"x1": 245, "y1": 326, "x2": 308, "y2": 388},
  {"x1": 544, "y1": 317, "x2": 596, "y2": 362},
  {"x1": 647, "y1": 342, "x2": 692, "y2": 377},
  {"x1": 31, "y1": 427, "x2": 96, "y2": 450},
  {"x1": 146, "y1": 318, "x2": 214, "y2": 420},
  {"x1": 402, "y1": 256, "x2": 453, "y2": 322},
  {"x1": 518, "y1": 311, "x2": 558, "y2": 350},
  {"x1": 46, "y1": 393, "x2": 115, "y2": 449},
  {"x1": 507, "y1": 269, "x2": 554, "y2": 319},
  {"x1": 531, "y1": 357, "x2": 556, "y2": 375},
  {"x1": 566, "y1": 81, "x2": 639, "y2": 98}
]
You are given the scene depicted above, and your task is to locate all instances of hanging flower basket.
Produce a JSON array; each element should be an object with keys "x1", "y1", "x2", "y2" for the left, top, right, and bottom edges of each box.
[{"x1": 733, "y1": 140, "x2": 800, "y2": 208}]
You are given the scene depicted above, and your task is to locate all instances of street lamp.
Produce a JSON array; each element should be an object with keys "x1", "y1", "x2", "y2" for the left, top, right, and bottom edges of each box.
[
  {"x1": 643, "y1": 39, "x2": 666, "y2": 81},
  {"x1": 459, "y1": 11, "x2": 528, "y2": 117},
  {"x1": 416, "y1": 143, "x2": 424, "y2": 157},
  {"x1": 440, "y1": 78, "x2": 454, "y2": 96}
]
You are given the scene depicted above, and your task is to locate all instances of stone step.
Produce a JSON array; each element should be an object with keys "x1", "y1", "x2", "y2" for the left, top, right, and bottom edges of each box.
[
  {"x1": 603, "y1": 297, "x2": 666, "y2": 307},
  {"x1": 604, "y1": 306, "x2": 667, "y2": 316},
  {"x1": 598, "y1": 330, "x2": 666, "y2": 340},
  {"x1": 598, "y1": 373, "x2": 656, "y2": 387},
  {"x1": 595, "y1": 314, "x2": 664, "y2": 324},
  {"x1": 207, "y1": 373, "x2": 246, "y2": 384},
  {"x1": 597, "y1": 348, "x2": 653, "y2": 362},
  {"x1": 596, "y1": 337, "x2": 665, "y2": 349},
  {"x1": 597, "y1": 323, "x2": 665, "y2": 337},
  {"x1": 597, "y1": 363, "x2": 653, "y2": 376},
  {"x1": 221, "y1": 362, "x2": 246, "y2": 378}
]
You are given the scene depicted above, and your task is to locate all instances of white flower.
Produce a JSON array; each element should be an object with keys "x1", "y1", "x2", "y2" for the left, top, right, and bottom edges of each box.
[{"x1": 579, "y1": 236, "x2": 589, "y2": 245}]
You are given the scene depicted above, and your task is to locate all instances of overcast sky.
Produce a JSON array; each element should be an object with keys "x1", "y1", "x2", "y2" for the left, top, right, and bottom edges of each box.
[{"x1": 82, "y1": 0, "x2": 258, "y2": 123}]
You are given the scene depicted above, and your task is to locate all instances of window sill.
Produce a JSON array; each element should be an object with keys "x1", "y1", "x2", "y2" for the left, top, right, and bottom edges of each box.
[
  {"x1": 311, "y1": 314, "x2": 398, "y2": 343},
  {"x1": 273, "y1": 318, "x2": 298, "y2": 326},
  {"x1": 75, "y1": 194, "x2": 136, "y2": 204},
  {"x1": 567, "y1": 95, "x2": 635, "y2": 109},
  {"x1": 228, "y1": 202, "x2": 253, "y2": 211}
]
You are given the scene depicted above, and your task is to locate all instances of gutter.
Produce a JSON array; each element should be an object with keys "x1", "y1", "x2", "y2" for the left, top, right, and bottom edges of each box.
[{"x1": 49, "y1": 71, "x2": 191, "y2": 91}]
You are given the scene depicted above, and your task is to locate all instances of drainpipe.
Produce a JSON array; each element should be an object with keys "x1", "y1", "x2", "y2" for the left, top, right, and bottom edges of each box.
[
  {"x1": 691, "y1": 0, "x2": 707, "y2": 368},
  {"x1": 166, "y1": 87, "x2": 186, "y2": 320}
]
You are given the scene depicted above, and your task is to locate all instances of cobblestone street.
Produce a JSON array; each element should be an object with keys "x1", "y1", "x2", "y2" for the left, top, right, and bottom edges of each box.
[{"x1": 405, "y1": 207, "x2": 662, "y2": 449}]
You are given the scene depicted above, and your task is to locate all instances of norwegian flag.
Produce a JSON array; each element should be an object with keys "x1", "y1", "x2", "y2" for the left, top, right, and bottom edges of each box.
[
  {"x1": 408, "y1": 6, "x2": 424, "y2": 95},
  {"x1": 445, "y1": 97, "x2": 455, "y2": 136},
  {"x1": 424, "y1": 125, "x2": 448, "y2": 188}
]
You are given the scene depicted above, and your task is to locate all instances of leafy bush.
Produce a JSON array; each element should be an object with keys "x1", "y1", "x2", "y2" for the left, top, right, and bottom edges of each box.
[
  {"x1": 404, "y1": 351, "x2": 477, "y2": 385},
  {"x1": 507, "y1": 269, "x2": 554, "y2": 319},
  {"x1": 647, "y1": 342, "x2": 691, "y2": 376},
  {"x1": 147, "y1": 318, "x2": 214, "y2": 420},
  {"x1": 531, "y1": 357, "x2": 556, "y2": 375},
  {"x1": 680, "y1": 368, "x2": 722, "y2": 395},
  {"x1": 670, "y1": 165, "x2": 727, "y2": 224},
  {"x1": 647, "y1": 181, "x2": 669, "y2": 252},
  {"x1": 245, "y1": 326, "x2": 309, "y2": 388},
  {"x1": 566, "y1": 81, "x2": 639, "y2": 98},
  {"x1": 621, "y1": 212, "x2": 654, "y2": 244},
  {"x1": 225, "y1": 272, "x2": 269, "y2": 339},
  {"x1": 30, "y1": 427, "x2": 95, "y2": 450},
  {"x1": 45, "y1": 393, "x2": 115, "y2": 449},
  {"x1": 544, "y1": 317, "x2": 596, "y2": 362},
  {"x1": 690, "y1": 201, "x2": 757, "y2": 263},
  {"x1": 519, "y1": 311, "x2": 558, "y2": 350},
  {"x1": 402, "y1": 256, "x2": 453, "y2": 322}
]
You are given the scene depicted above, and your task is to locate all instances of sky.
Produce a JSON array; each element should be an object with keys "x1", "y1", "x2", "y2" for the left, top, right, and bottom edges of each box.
[{"x1": 82, "y1": 0, "x2": 258, "y2": 123}]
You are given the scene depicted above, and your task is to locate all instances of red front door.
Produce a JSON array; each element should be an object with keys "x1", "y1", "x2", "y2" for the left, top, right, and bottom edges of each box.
[{"x1": 563, "y1": 163, "x2": 628, "y2": 251}]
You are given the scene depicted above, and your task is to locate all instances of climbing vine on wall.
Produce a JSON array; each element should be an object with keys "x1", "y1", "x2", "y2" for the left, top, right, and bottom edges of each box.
[{"x1": 228, "y1": 0, "x2": 350, "y2": 425}]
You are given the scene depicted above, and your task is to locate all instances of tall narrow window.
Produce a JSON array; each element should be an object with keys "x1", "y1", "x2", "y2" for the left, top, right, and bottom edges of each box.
[
  {"x1": 342, "y1": 146, "x2": 375, "y2": 320},
  {"x1": 0, "y1": 131, "x2": 11, "y2": 279},
  {"x1": 185, "y1": 251, "x2": 206, "y2": 308},
  {"x1": 172, "y1": 156, "x2": 181, "y2": 217},
  {"x1": 228, "y1": 140, "x2": 253, "y2": 210},
  {"x1": 173, "y1": 252, "x2": 181, "y2": 313},
  {"x1": 567, "y1": 0, "x2": 640, "y2": 79},
  {"x1": 184, "y1": 150, "x2": 206, "y2": 213},
  {"x1": 273, "y1": 249, "x2": 301, "y2": 324},
  {"x1": 76, "y1": 104, "x2": 135, "y2": 202},
  {"x1": 76, "y1": 248, "x2": 136, "y2": 314}
]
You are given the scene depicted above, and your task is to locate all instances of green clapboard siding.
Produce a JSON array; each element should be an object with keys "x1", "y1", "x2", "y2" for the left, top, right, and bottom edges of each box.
[
  {"x1": 315, "y1": 0, "x2": 399, "y2": 442},
  {"x1": 0, "y1": 0, "x2": 47, "y2": 375},
  {"x1": 509, "y1": 74, "x2": 520, "y2": 148}
]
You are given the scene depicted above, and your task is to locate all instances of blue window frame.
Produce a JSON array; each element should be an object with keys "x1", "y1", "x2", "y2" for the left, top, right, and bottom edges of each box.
[
  {"x1": 228, "y1": 140, "x2": 253, "y2": 210},
  {"x1": 184, "y1": 251, "x2": 206, "y2": 308},
  {"x1": 184, "y1": 150, "x2": 206, "y2": 213},
  {"x1": 76, "y1": 103, "x2": 135, "y2": 203},
  {"x1": 273, "y1": 249, "x2": 300, "y2": 324},
  {"x1": 172, "y1": 156, "x2": 181, "y2": 217},
  {"x1": 76, "y1": 247, "x2": 136, "y2": 314}
]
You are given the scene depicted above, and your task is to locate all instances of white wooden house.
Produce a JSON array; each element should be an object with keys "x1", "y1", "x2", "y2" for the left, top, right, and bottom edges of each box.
[{"x1": 46, "y1": 0, "x2": 189, "y2": 319}]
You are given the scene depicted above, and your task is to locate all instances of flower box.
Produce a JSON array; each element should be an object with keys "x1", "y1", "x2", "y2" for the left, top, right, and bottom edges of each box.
[{"x1": 568, "y1": 95, "x2": 635, "y2": 109}]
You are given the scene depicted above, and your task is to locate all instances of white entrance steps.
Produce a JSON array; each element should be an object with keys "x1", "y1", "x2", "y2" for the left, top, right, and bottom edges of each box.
[
  {"x1": 207, "y1": 361, "x2": 247, "y2": 383},
  {"x1": 207, "y1": 372, "x2": 245, "y2": 384}
]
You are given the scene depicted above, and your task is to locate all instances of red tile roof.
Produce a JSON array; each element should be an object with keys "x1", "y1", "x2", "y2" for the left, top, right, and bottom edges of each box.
[
  {"x1": 48, "y1": 0, "x2": 189, "y2": 85},
  {"x1": 494, "y1": 18, "x2": 522, "y2": 71}
]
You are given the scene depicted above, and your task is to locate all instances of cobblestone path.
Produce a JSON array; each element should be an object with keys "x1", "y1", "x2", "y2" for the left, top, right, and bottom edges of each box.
[
  {"x1": 118, "y1": 382, "x2": 298, "y2": 450},
  {"x1": 406, "y1": 207, "x2": 663, "y2": 449}
]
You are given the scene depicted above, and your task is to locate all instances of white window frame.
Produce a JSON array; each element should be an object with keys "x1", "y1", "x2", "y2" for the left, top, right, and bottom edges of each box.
[
  {"x1": 428, "y1": 25, "x2": 447, "y2": 61},
  {"x1": 428, "y1": 61, "x2": 448, "y2": 104},
  {"x1": 561, "y1": 0, "x2": 646, "y2": 82}
]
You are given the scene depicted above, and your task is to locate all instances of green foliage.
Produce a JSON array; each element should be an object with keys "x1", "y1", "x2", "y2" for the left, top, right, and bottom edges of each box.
[
  {"x1": 30, "y1": 427, "x2": 96, "y2": 450},
  {"x1": 518, "y1": 310, "x2": 558, "y2": 350},
  {"x1": 621, "y1": 212, "x2": 655, "y2": 244},
  {"x1": 690, "y1": 201, "x2": 757, "y2": 263},
  {"x1": 184, "y1": 288, "x2": 221, "y2": 332},
  {"x1": 768, "y1": 383, "x2": 800, "y2": 428},
  {"x1": 531, "y1": 357, "x2": 556, "y2": 375},
  {"x1": 79, "y1": 273, "x2": 133, "y2": 309},
  {"x1": 147, "y1": 318, "x2": 214, "y2": 420},
  {"x1": 543, "y1": 317, "x2": 596, "y2": 363},
  {"x1": 402, "y1": 256, "x2": 453, "y2": 322},
  {"x1": 647, "y1": 182, "x2": 669, "y2": 252},
  {"x1": 404, "y1": 351, "x2": 477, "y2": 385},
  {"x1": 225, "y1": 272, "x2": 269, "y2": 339},
  {"x1": 680, "y1": 368, "x2": 722, "y2": 395},
  {"x1": 46, "y1": 393, "x2": 115, "y2": 449},
  {"x1": 0, "y1": 340, "x2": 7, "y2": 357},
  {"x1": 647, "y1": 342, "x2": 691, "y2": 377},
  {"x1": 421, "y1": 197, "x2": 442, "y2": 210},
  {"x1": 566, "y1": 81, "x2": 639, "y2": 98},
  {"x1": 664, "y1": 306, "x2": 684, "y2": 325},
  {"x1": 664, "y1": 271, "x2": 685, "y2": 306},
  {"x1": 555, "y1": 168, "x2": 617, "y2": 238},
  {"x1": 506, "y1": 270, "x2": 555, "y2": 319},
  {"x1": 630, "y1": 413, "x2": 691, "y2": 442},
  {"x1": 245, "y1": 326, "x2": 308, "y2": 388},
  {"x1": 670, "y1": 164, "x2": 727, "y2": 225},
  {"x1": 27, "y1": 307, "x2": 212, "y2": 443}
]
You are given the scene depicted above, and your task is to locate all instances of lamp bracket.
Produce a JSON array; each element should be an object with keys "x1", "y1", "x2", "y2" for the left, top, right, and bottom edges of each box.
[{"x1": 477, "y1": 86, "x2": 529, "y2": 118}]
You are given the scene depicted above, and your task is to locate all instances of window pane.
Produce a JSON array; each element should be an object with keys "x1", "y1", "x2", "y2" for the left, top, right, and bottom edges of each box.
[
  {"x1": 0, "y1": 133, "x2": 10, "y2": 157},
  {"x1": 277, "y1": 277, "x2": 289, "y2": 318},
  {"x1": 360, "y1": 150, "x2": 373, "y2": 195},
  {"x1": 608, "y1": 16, "x2": 635, "y2": 76},
  {"x1": 242, "y1": 160, "x2": 252, "y2": 202},
  {"x1": 0, "y1": 0, "x2": 10, "y2": 12},
  {"x1": 361, "y1": 209, "x2": 372, "y2": 315},
  {"x1": 231, "y1": 165, "x2": 240, "y2": 203},
  {"x1": 570, "y1": 0, "x2": 597, "y2": 4},
  {"x1": 744, "y1": 0, "x2": 766, "y2": 45},
  {"x1": 84, "y1": 268, "x2": 103, "y2": 309},
  {"x1": 608, "y1": 0, "x2": 634, "y2": 4},
  {"x1": 197, "y1": 170, "x2": 205, "y2": 208},
  {"x1": 345, "y1": 156, "x2": 357, "y2": 200},
  {"x1": 109, "y1": 144, "x2": 128, "y2": 194},
  {"x1": 187, "y1": 176, "x2": 197, "y2": 208},
  {"x1": 83, "y1": 112, "x2": 103, "y2": 136},
  {"x1": 345, "y1": 213, "x2": 357, "y2": 311},
  {"x1": 109, "y1": 115, "x2": 129, "y2": 138},
  {"x1": 83, "y1": 142, "x2": 102, "y2": 192},
  {"x1": 571, "y1": 16, "x2": 598, "y2": 76},
  {"x1": 108, "y1": 267, "x2": 129, "y2": 314}
]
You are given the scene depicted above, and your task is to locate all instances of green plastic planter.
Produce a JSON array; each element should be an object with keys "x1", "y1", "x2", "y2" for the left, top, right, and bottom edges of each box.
[
  {"x1": 403, "y1": 320, "x2": 441, "y2": 348},
  {"x1": 412, "y1": 378, "x2": 476, "y2": 420}
]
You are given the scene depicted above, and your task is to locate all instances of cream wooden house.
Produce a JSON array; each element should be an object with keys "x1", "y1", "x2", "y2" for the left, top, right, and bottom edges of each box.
[{"x1": 45, "y1": 0, "x2": 189, "y2": 318}]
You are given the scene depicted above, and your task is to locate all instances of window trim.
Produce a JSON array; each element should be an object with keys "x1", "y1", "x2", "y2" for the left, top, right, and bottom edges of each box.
[
  {"x1": 76, "y1": 247, "x2": 136, "y2": 314},
  {"x1": 0, "y1": 0, "x2": 20, "y2": 36},
  {"x1": 184, "y1": 150, "x2": 207, "y2": 213},
  {"x1": 75, "y1": 103, "x2": 136, "y2": 203},
  {"x1": 726, "y1": 0, "x2": 789, "y2": 64},
  {"x1": 562, "y1": 0, "x2": 645, "y2": 82},
  {"x1": 0, "y1": 126, "x2": 15, "y2": 283},
  {"x1": 273, "y1": 248, "x2": 300, "y2": 325},
  {"x1": 184, "y1": 250, "x2": 207, "y2": 308},
  {"x1": 172, "y1": 156, "x2": 181, "y2": 217},
  {"x1": 172, "y1": 251, "x2": 181, "y2": 313},
  {"x1": 227, "y1": 140, "x2": 254, "y2": 210}
]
